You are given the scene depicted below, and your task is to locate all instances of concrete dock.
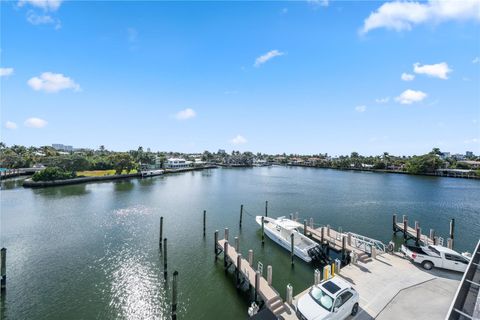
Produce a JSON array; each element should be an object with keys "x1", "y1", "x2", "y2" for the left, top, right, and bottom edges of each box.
[{"x1": 292, "y1": 252, "x2": 461, "y2": 320}]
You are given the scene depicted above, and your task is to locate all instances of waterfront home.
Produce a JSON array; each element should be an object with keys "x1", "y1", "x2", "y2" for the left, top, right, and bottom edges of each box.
[
  {"x1": 165, "y1": 158, "x2": 192, "y2": 169},
  {"x1": 457, "y1": 160, "x2": 480, "y2": 169}
]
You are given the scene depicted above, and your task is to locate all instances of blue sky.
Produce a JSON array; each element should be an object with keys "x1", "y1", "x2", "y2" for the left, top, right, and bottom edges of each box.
[{"x1": 1, "y1": 0, "x2": 479, "y2": 156}]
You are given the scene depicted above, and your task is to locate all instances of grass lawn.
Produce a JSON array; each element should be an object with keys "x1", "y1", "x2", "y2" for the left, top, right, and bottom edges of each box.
[{"x1": 76, "y1": 169, "x2": 138, "y2": 177}]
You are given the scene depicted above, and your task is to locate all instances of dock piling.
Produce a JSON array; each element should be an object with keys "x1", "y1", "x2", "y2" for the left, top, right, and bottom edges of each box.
[
  {"x1": 234, "y1": 236, "x2": 239, "y2": 252},
  {"x1": 236, "y1": 254, "x2": 242, "y2": 286},
  {"x1": 414, "y1": 221, "x2": 419, "y2": 231},
  {"x1": 224, "y1": 228, "x2": 229, "y2": 241},
  {"x1": 416, "y1": 227, "x2": 421, "y2": 245},
  {"x1": 429, "y1": 229, "x2": 435, "y2": 241},
  {"x1": 447, "y1": 238, "x2": 453, "y2": 249},
  {"x1": 1, "y1": 248, "x2": 6, "y2": 291},
  {"x1": 321, "y1": 227, "x2": 324, "y2": 243},
  {"x1": 254, "y1": 271, "x2": 260, "y2": 303},
  {"x1": 450, "y1": 218, "x2": 455, "y2": 249},
  {"x1": 327, "y1": 224, "x2": 331, "y2": 237},
  {"x1": 267, "y1": 265, "x2": 272, "y2": 286},
  {"x1": 309, "y1": 218, "x2": 313, "y2": 229},
  {"x1": 392, "y1": 214, "x2": 397, "y2": 232},
  {"x1": 224, "y1": 241, "x2": 229, "y2": 269},
  {"x1": 163, "y1": 238, "x2": 168, "y2": 280},
  {"x1": 347, "y1": 233, "x2": 352, "y2": 246},
  {"x1": 289, "y1": 213, "x2": 293, "y2": 220},
  {"x1": 239, "y1": 205, "x2": 243, "y2": 229},
  {"x1": 159, "y1": 217, "x2": 163, "y2": 250},
  {"x1": 314, "y1": 269, "x2": 320, "y2": 285},
  {"x1": 203, "y1": 210, "x2": 206, "y2": 238},
  {"x1": 248, "y1": 249, "x2": 253, "y2": 266},
  {"x1": 172, "y1": 271, "x2": 178, "y2": 320},
  {"x1": 261, "y1": 216, "x2": 265, "y2": 246},
  {"x1": 290, "y1": 233, "x2": 295, "y2": 267},
  {"x1": 403, "y1": 216, "x2": 408, "y2": 239},
  {"x1": 371, "y1": 246, "x2": 377, "y2": 259},
  {"x1": 214, "y1": 230, "x2": 219, "y2": 258},
  {"x1": 341, "y1": 236, "x2": 346, "y2": 261},
  {"x1": 286, "y1": 284, "x2": 293, "y2": 305},
  {"x1": 265, "y1": 201, "x2": 268, "y2": 217},
  {"x1": 303, "y1": 219, "x2": 307, "y2": 236}
]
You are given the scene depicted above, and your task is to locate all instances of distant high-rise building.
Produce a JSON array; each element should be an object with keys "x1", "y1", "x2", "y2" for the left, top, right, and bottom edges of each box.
[
  {"x1": 466, "y1": 151, "x2": 474, "y2": 158},
  {"x1": 52, "y1": 144, "x2": 73, "y2": 152},
  {"x1": 218, "y1": 149, "x2": 226, "y2": 154}
]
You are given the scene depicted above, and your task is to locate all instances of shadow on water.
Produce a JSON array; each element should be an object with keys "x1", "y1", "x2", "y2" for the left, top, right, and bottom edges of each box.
[
  {"x1": 32, "y1": 184, "x2": 90, "y2": 197},
  {"x1": 0, "y1": 177, "x2": 27, "y2": 190},
  {"x1": 113, "y1": 180, "x2": 135, "y2": 192}
]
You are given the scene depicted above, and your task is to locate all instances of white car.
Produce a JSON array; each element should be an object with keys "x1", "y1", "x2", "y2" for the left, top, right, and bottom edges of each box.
[
  {"x1": 401, "y1": 244, "x2": 470, "y2": 272},
  {"x1": 296, "y1": 276, "x2": 359, "y2": 320}
]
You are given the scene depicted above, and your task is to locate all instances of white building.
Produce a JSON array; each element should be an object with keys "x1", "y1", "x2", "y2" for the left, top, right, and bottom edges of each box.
[
  {"x1": 52, "y1": 144, "x2": 73, "y2": 152},
  {"x1": 165, "y1": 158, "x2": 192, "y2": 169}
]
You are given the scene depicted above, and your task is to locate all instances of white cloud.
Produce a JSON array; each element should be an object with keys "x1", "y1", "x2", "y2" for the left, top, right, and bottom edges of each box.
[
  {"x1": 5, "y1": 121, "x2": 18, "y2": 129},
  {"x1": 231, "y1": 135, "x2": 247, "y2": 145},
  {"x1": 0, "y1": 68, "x2": 14, "y2": 77},
  {"x1": 24, "y1": 117, "x2": 48, "y2": 128},
  {"x1": 27, "y1": 72, "x2": 80, "y2": 93},
  {"x1": 174, "y1": 108, "x2": 196, "y2": 120},
  {"x1": 355, "y1": 105, "x2": 367, "y2": 112},
  {"x1": 18, "y1": 0, "x2": 63, "y2": 11},
  {"x1": 254, "y1": 50, "x2": 284, "y2": 67},
  {"x1": 401, "y1": 72, "x2": 415, "y2": 81},
  {"x1": 26, "y1": 10, "x2": 61, "y2": 29},
  {"x1": 375, "y1": 97, "x2": 390, "y2": 103},
  {"x1": 413, "y1": 62, "x2": 452, "y2": 79},
  {"x1": 473, "y1": 57, "x2": 480, "y2": 64},
  {"x1": 360, "y1": 0, "x2": 480, "y2": 34},
  {"x1": 395, "y1": 89, "x2": 427, "y2": 104}
]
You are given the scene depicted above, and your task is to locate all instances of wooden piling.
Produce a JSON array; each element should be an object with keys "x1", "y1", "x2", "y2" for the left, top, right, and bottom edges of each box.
[
  {"x1": 224, "y1": 241, "x2": 229, "y2": 269},
  {"x1": 265, "y1": 201, "x2": 268, "y2": 217},
  {"x1": 403, "y1": 216, "x2": 408, "y2": 239},
  {"x1": 450, "y1": 218, "x2": 455, "y2": 249},
  {"x1": 309, "y1": 218, "x2": 313, "y2": 229},
  {"x1": 416, "y1": 227, "x2": 421, "y2": 245},
  {"x1": 414, "y1": 221, "x2": 419, "y2": 231},
  {"x1": 203, "y1": 210, "x2": 206, "y2": 238},
  {"x1": 392, "y1": 214, "x2": 397, "y2": 232},
  {"x1": 239, "y1": 204, "x2": 243, "y2": 229},
  {"x1": 341, "y1": 236, "x2": 346, "y2": 261},
  {"x1": 214, "y1": 230, "x2": 219, "y2": 258},
  {"x1": 172, "y1": 271, "x2": 178, "y2": 320},
  {"x1": 159, "y1": 216, "x2": 163, "y2": 250},
  {"x1": 234, "y1": 236, "x2": 239, "y2": 252},
  {"x1": 289, "y1": 213, "x2": 293, "y2": 220},
  {"x1": 248, "y1": 249, "x2": 253, "y2": 266},
  {"x1": 225, "y1": 228, "x2": 229, "y2": 241},
  {"x1": 236, "y1": 254, "x2": 242, "y2": 286},
  {"x1": 1, "y1": 248, "x2": 6, "y2": 291},
  {"x1": 163, "y1": 238, "x2": 168, "y2": 279},
  {"x1": 327, "y1": 225, "x2": 330, "y2": 237},
  {"x1": 321, "y1": 227, "x2": 324, "y2": 243},
  {"x1": 429, "y1": 229, "x2": 435, "y2": 241},
  {"x1": 261, "y1": 216, "x2": 265, "y2": 246},
  {"x1": 290, "y1": 233, "x2": 295, "y2": 266},
  {"x1": 267, "y1": 265, "x2": 272, "y2": 286},
  {"x1": 304, "y1": 220, "x2": 307, "y2": 236},
  {"x1": 254, "y1": 271, "x2": 260, "y2": 303},
  {"x1": 447, "y1": 238, "x2": 453, "y2": 249},
  {"x1": 286, "y1": 284, "x2": 293, "y2": 305}
]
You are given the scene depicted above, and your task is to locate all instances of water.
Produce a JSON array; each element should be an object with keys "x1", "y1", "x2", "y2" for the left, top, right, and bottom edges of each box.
[{"x1": 1, "y1": 167, "x2": 479, "y2": 319}]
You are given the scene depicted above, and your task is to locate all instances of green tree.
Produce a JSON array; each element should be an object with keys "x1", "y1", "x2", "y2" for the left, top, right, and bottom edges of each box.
[{"x1": 109, "y1": 153, "x2": 136, "y2": 174}]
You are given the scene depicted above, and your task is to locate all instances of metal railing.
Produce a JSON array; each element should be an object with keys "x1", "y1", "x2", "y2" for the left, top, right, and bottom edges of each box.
[{"x1": 348, "y1": 232, "x2": 386, "y2": 253}]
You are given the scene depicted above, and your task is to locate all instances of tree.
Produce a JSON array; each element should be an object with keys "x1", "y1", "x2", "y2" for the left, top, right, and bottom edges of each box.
[{"x1": 108, "y1": 153, "x2": 136, "y2": 174}]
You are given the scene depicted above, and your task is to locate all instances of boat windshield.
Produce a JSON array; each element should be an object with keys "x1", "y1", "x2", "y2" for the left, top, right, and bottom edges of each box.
[{"x1": 309, "y1": 286, "x2": 334, "y2": 311}]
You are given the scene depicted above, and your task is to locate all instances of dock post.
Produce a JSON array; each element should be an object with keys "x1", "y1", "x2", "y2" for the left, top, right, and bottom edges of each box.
[
  {"x1": 1, "y1": 248, "x2": 6, "y2": 291},
  {"x1": 347, "y1": 233, "x2": 352, "y2": 246},
  {"x1": 203, "y1": 210, "x2": 206, "y2": 238},
  {"x1": 265, "y1": 201, "x2": 268, "y2": 217},
  {"x1": 236, "y1": 254, "x2": 242, "y2": 286},
  {"x1": 171, "y1": 270, "x2": 178, "y2": 320},
  {"x1": 214, "y1": 230, "x2": 219, "y2": 258},
  {"x1": 371, "y1": 246, "x2": 377, "y2": 259},
  {"x1": 321, "y1": 227, "x2": 324, "y2": 243},
  {"x1": 392, "y1": 214, "x2": 397, "y2": 232},
  {"x1": 429, "y1": 229, "x2": 435, "y2": 241},
  {"x1": 289, "y1": 213, "x2": 293, "y2": 220},
  {"x1": 314, "y1": 269, "x2": 320, "y2": 285},
  {"x1": 323, "y1": 265, "x2": 331, "y2": 280},
  {"x1": 254, "y1": 271, "x2": 260, "y2": 303},
  {"x1": 239, "y1": 204, "x2": 243, "y2": 229},
  {"x1": 403, "y1": 216, "x2": 408, "y2": 240},
  {"x1": 341, "y1": 236, "x2": 346, "y2": 261},
  {"x1": 331, "y1": 262, "x2": 335, "y2": 277},
  {"x1": 447, "y1": 238, "x2": 453, "y2": 249},
  {"x1": 290, "y1": 233, "x2": 295, "y2": 267},
  {"x1": 286, "y1": 284, "x2": 293, "y2": 306},
  {"x1": 261, "y1": 216, "x2": 265, "y2": 246},
  {"x1": 224, "y1": 241, "x2": 229, "y2": 269},
  {"x1": 303, "y1": 219, "x2": 307, "y2": 236},
  {"x1": 414, "y1": 221, "x2": 419, "y2": 231},
  {"x1": 225, "y1": 228, "x2": 229, "y2": 241},
  {"x1": 267, "y1": 265, "x2": 272, "y2": 286},
  {"x1": 159, "y1": 216, "x2": 163, "y2": 251},
  {"x1": 248, "y1": 249, "x2": 253, "y2": 267},
  {"x1": 327, "y1": 224, "x2": 330, "y2": 237},
  {"x1": 416, "y1": 227, "x2": 421, "y2": 245},
  {"x1": 295, "y1": 212, "x2": 299, "y2": 221},
  {"x1": 449, "y1": 218, "x2": 455, "y2": 249},
  {"x1": 309, "y1": 218, "x2": 314, "y2": 229},
  {"x1": 163, "y1": 238, "x2": 168, "y2": 280},
  {"x1": 234, "y1": 236, "x2": 239, "y2": 252}
]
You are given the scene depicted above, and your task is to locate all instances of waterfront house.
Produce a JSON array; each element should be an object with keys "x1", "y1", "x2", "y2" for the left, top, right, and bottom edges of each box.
[{"x1": 165, "y1": 158, "x2": 192, "y2": 169}]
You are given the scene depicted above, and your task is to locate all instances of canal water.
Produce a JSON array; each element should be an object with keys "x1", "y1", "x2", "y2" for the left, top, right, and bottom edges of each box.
[{"x1": 1, "y1": 166, "x2": 479, "y2": 319}]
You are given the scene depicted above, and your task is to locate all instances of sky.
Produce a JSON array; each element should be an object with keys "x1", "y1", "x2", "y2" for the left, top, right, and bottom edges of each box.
[{"x1": 1, "y1": 0, "x2": 479, "y2": 156}]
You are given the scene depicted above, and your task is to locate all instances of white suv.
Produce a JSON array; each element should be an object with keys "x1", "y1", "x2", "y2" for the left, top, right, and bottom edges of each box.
[{"x1": 296, "y1": 277, "x2": 359, "y2": 320}]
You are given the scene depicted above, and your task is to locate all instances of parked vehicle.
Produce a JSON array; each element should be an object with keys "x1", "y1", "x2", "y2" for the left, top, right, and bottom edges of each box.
[
  {"x1": 401, "y1": 244, "x2": 470, "y2": 272},
  {"x1": 296, "y1": 276, "x2": 359, "y2": 320}
]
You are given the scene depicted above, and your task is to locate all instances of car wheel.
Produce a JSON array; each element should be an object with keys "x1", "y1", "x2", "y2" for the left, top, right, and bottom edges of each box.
[
  {"x1": 422, "y1": 261, "x2": 433, "y2": 270},
  {"x1": 351, "y1": 303, "x2": 359, "y2": 316}
]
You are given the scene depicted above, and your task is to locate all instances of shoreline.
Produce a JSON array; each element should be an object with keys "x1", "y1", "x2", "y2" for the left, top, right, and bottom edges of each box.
[{"x1": 22, "y1": 165, "x2": 218, "y2": 188}]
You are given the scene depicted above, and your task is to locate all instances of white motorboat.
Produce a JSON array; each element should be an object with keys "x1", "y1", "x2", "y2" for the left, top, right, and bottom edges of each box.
[
  {"x1": 141, "y1": 169, "x2": 164, "y2": 177},
  {"x1": 256, "y1": 216, "x2": 327, "y2": 263}
]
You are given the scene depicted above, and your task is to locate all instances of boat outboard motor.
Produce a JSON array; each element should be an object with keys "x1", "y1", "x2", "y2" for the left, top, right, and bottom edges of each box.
[{"x1": 308, "y1": 245, "x2": 332, "y2": 266}]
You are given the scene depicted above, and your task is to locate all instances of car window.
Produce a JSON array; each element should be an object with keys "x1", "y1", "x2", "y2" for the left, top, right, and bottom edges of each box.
[
  {"x1": 335, "y1": 291, "x2": 353, "y2": 308},
  {"x1": 310, "y1": 286, "x2": 334, "y2": 311},
  {"x1": 445, "y1": 254, "x2": 453, "y2": 260},
  {"x1": 453, "y1": 255, "x2": 468, "y2": 264}
]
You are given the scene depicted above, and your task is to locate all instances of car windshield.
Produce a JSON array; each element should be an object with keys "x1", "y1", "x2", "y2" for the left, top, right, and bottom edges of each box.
[{"x1": 310, "y1": 286, "x2": 334, "y2": 311}]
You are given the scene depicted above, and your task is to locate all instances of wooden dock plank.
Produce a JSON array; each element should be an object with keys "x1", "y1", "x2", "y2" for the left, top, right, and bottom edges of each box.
[{"x1": 395, "y1": 222, "x2": 434, "y2": 245}]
